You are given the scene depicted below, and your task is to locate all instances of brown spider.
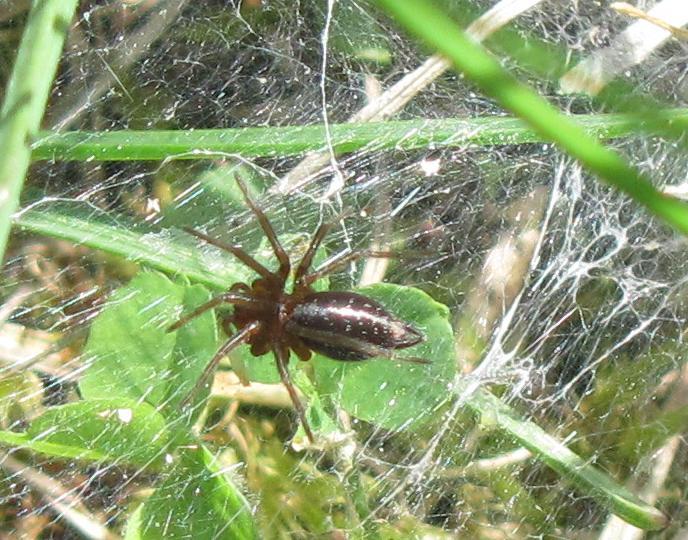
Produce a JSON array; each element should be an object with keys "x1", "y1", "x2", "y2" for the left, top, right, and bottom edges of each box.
[{"x1": 168, "y1": 177, "x2": 426, "y2": 442}]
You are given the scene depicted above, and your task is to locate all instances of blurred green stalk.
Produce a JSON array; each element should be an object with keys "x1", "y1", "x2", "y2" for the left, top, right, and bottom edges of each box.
[
  {"x1": 375, "y1": 0, "x2": 688, "y2": 236},
  {"x1": 0, "y1": 0, "x2": 79, "y2": 260}
]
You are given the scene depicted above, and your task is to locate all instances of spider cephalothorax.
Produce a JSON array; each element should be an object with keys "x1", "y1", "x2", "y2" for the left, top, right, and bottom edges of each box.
[{"x1": 169, "y1": 177, "x2": 426, "y2": 442}]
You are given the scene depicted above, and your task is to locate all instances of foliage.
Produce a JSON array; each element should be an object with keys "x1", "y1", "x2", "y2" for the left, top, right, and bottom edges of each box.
[{"x1": 1, "y1": 0, "x2": 686, "y2": 537}]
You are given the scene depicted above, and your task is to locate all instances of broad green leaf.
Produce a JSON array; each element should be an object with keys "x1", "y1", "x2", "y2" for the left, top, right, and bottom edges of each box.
[
  {"x1": 79, "y1": 272, "x2": 218, "y2": 419},
  {"x1": 125, "y1": 445, "x2": 257, "y2": 539},
  {"x1": 24, "y1": 399, "x2": 170, "y2": 467},
  {"x1": 80, "y1": 272, "x2": 182, "y2": 405},
  {"x1": 164, "y1": 283, "x2": 219, "y2": 416},
  {"x1": 312, "y1": 284, "x2": 455, "y2": 431}
]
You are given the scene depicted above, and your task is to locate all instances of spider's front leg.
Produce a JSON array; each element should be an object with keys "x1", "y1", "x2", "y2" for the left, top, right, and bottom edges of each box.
[
  {"x1": 180, "y1": 321, "x2": 261, "y2": 410},
  {"x1": 167, "y1": 291, "x2": 261, "y2": 332},
  {"x1": 235, "y1": 176, "x2": 291, "y2": 280}
]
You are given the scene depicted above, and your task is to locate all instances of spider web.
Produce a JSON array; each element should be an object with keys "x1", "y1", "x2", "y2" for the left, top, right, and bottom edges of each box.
[{"x1": 2, "y1": 0, "x2": 688, "y2": 537}]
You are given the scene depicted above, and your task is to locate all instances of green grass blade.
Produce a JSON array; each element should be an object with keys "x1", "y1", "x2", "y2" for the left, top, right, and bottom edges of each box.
[
  {"x1": 0, "y1": 0, "x2": 79, "y2": 260},
  {"x1": 0, "y1": 429, "x2": 110, "y2": 463},
  {"x1": 30, "y1": 109, "x2": 688, "y2": 161},
  {"x1": 373, "y1": 0, "x2": 688, "y2": 236},
  {"x1": 14, "y1": 202, "x2": 252, "y2": 290},
  {"x1": 461, "y1": 382, "x2": 668, "y2": 531}
]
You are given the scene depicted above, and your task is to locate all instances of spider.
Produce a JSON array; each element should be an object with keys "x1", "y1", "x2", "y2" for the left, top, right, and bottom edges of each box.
[{"x1": 168, "y1": 177, "x2": 427, "y2": 442}]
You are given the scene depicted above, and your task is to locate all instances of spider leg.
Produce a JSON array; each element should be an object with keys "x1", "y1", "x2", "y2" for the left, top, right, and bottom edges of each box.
[
  {"x1": 235, "y1": 175, "x2": 291, "y2": 280},
  {"x1": 221, "y1": 314, "x2": 251, "y2": 386},
  {"x1": 167, "y1": 291, "x2": 266, "y2": 332},
  {"x1": 294, "y1": 222, "x2": 331, "y2": 286},
  {"x1": 183, "y1": 227, "x2": 276, "y2": 282},
  {"x1": 274, "y1": 344, "x2": 315, "y2": 443},
  {"x1": 301, "y1": 249, "x2": 396, "y2": 287},
  {"x1": 180, "y1": 321, "x2": 261, "y2": 410}
]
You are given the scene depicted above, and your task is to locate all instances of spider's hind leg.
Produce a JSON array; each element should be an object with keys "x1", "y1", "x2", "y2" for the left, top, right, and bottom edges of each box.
[{"x1": 274, "y1": 344, "x2": 315, "y2": 443}]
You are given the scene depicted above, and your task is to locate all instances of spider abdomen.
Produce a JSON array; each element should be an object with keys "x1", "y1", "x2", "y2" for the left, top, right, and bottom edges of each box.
[{"x1": 285, "y1": 291, "x2": 423, "y2": 361}]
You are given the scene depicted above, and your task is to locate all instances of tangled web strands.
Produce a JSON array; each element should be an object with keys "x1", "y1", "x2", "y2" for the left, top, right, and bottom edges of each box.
[{"x1": 1, "y1": 1, "x2": 687, "y2": 537}]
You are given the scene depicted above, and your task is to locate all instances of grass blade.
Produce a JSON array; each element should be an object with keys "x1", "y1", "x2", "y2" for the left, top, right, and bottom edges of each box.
[{"x1": 31, "y1": 109, "x2": 688, "y2": 161}]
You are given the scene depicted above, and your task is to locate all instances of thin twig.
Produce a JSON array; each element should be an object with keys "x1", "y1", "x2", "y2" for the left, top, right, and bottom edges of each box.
[
  {"x1": 612, "y1": 2, "x2": 688, "y2": 40},
  {"x1": 211, "y1": 370, "x2": 293, "y2": 409},
  {"x1": 560, "y1": 0, "x2": 688, "y2": 95}
]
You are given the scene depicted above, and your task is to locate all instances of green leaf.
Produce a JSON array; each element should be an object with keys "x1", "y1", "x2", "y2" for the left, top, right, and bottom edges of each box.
[
  {"x1": 14, "y1": 399, "x2": 169, "y2": 467},
  {"x1": 165, "y1": 283, "x2": 219, "y2": 414},
  {"x1": 79, "y1": 272, "x2": 218, "y2": 419},
  {"x1": 80, "y1": 272, "x2": 181, "y2": 405},
  {"x1": 0, "y1": 430, "x2": 108, "y2": 462},
  {"x1": 312, "y1": 283, "x2": 455, "y2": 431},
  {"x1": 125, "y1": 445, "x2": 257, "y2": 539}
]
